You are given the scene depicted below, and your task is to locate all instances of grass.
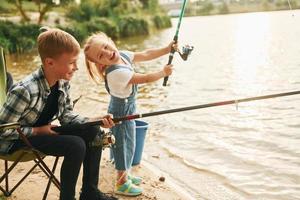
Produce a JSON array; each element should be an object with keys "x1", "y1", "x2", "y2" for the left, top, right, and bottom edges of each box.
[{"x1": 0, "y1": 194, "x2": 6, "y2": 200}]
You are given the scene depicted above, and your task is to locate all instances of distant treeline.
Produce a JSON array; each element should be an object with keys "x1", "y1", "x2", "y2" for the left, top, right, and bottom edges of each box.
[
  {"x1": 185, "y1": 0, "x2": 300, "y2": 16},
  {"x1": 0, "y1": 0, "x2": 171, "y2": 53}
]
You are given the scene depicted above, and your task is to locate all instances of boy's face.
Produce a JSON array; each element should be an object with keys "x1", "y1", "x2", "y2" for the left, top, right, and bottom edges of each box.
[
  {"x1": 86, "y1": 36, "x2": 120, "y2": 66},
  {"x1": 46, "y1": 52, "x2": 79, "y2": 81}
]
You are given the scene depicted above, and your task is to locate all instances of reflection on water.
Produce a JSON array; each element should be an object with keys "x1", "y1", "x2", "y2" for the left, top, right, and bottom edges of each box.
[
  {"x1": 6, "y1": 50, "x2": 40, "y2": 81},
  {"x1": 6, "y1": 10, "x2": 300, "y2": 200},
  {"x1": 233, "y1": 12, "x2": 271, "y2": 96}
]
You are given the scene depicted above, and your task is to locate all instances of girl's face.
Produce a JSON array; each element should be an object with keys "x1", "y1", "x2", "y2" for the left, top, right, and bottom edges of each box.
[{"x1": 86, "y1": 35, "x2": 120, "y2": 66}]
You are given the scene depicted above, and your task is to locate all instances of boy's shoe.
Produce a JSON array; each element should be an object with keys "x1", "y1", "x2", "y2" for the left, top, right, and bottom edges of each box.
[
  {"x1": 128, "y1": 174, "x2": 142, "y2": 185},
  {"x1": 115, "y1": 180, "x2": 142, "y2": 196},
  {"x1": 96, "y1": 191, "x2": 118, "y2": 200},
  {"x1": 79, "y1": 190, "x2": 118, "y2": 200}
]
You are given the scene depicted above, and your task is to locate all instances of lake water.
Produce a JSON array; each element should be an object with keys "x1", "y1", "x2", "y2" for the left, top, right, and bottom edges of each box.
[{"x1": 6, "y1": 10, "x2": 300, "y2": 200}]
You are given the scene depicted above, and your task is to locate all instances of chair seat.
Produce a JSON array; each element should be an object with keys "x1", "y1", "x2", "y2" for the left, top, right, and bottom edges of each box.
[{"x1": 0, "y1": 148, "x2": 45, "y2": 162}]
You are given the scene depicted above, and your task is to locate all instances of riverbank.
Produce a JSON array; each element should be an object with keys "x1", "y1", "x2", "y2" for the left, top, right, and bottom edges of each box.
[
  {"x1": 0, "y1": 151, "x2": 189, "y2": 200},
  {"x1": 0, "y1": 0, "x2": 172, "y2": 54},
  {"x1": 0, "y1": 99, "x2": 189, "y2": 200}
]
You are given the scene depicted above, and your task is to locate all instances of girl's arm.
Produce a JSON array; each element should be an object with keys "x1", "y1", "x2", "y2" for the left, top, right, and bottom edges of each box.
[
  {"x1": 133, "y1": 41, "x2": 174, "y2": 62},
  {"x1": 128, "y1": 64, "x2": 173, "y2": 84}
]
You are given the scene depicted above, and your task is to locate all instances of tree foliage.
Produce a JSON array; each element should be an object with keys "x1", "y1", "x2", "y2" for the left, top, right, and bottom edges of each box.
[
  {"x1": 8, "y1": 0, "x2": 73, "y2": 24},
  {"x1": 139, "y1": 0, "x2": 159, "y2": 11}
]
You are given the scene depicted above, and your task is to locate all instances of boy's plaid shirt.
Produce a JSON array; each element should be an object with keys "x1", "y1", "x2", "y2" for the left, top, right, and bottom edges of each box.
[{"x1": 0, "y1": 67, "x2": 88, "y2": 154}]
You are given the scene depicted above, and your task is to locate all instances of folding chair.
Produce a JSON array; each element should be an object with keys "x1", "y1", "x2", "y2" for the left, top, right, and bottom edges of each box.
[{"x1": 0, "y1": 46, "x2": 60, "y2": 199}]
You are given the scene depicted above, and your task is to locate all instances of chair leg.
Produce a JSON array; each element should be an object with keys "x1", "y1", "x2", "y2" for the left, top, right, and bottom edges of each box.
[
  {"x1": 9, "y1": 161, "x2": 40, "y2": 195},
  {"x1": 0, "y1": 152, "x2": 26, "y2": 184},
  {"x1": 0, "y1": 152, "x2": 29, "y2": 196},
  {"x1": 32, "y1": 151, "x2": 61, "y2": 190},
  {"x1": 0, "y1": 185, "x2": 7, "y2": 196},
  {"x1": 0, "y1": 161, "x2": 9, "y2": 196},
  {"x1": 0, "y1": 128, "x2": 61, "y2": 198},
  {"x1": 0, "y1": 152, "x2": 60, "y2": 198},
  {"x1": 42, "y1": 156, "x2": 60, "y2": 200},
  {"x1": 5, "y1": 160, "x2": 8, "y2": 192}
]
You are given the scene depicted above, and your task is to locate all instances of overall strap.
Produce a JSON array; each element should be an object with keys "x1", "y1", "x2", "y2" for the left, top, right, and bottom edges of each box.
[
  {"x1": 119, "y1": 51, "x2": 131, "y2": 64},
  {"x1": 105, "y1": 65, "x2": 133, "y2": 75},
  {"x1": 105, "y1": 52, "x2": 134, "y2": 95}
]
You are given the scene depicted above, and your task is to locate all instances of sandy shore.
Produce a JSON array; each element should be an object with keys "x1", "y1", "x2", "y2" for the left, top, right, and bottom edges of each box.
[
  {"x1": 0, "y1": 149, "x2": 187, "y2": 200},
  {"x1": 0, "y1": 99, "x2": 188, "y2": 200}
]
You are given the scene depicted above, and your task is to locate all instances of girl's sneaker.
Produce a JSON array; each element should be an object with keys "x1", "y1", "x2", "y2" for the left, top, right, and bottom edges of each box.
[
  {"x1": 115, "y1": 180, "x2": 142, "y2": 196},
  {"x1": 128, "y1": 174, "x2": 142, "y2": 185}
]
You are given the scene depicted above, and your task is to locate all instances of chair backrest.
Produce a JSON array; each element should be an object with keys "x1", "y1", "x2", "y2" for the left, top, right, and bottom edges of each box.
[
  {"x1": 0, "y1": 46, "x2": 7, "y2": 107},
  {"x1": 0, "y1": 47, "x2": 41, "y2": 161}
]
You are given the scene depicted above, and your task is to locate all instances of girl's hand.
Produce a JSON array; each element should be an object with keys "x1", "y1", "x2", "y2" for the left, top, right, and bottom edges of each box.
[
  {"x1": 163, "y1": 64, "x2": 173, "y2": 76},
  {"x1": 167, "y1": 41, "x2": 179, "y2": 52},
  {"x1": 100, "y1": 114, "x2": 115, "y2": 128}
]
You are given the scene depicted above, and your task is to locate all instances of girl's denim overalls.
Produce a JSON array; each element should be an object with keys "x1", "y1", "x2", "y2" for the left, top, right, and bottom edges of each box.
[{"x1": 105, "y1": 52, "x2": 138, "y2": 170}]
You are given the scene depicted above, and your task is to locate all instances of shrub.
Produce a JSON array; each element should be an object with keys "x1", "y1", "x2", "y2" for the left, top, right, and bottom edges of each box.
[
  {"x1": 0, "y1": 21, "x2": 39, "y2": 53},
  {"x1": 66, "y1": 2, "x2": 96, "y2": 21},
  {"x1": 58, "y1": 24, "x2": 88, "y2": 44},
  {"x1": 118, "y1": 16, "x2": 149, "y2": 37},
  {"x1": 152, "y1": 15, "x2": 171, "y2": 29},
  {"x1": 85, "y1": 17, "x2": 119, "y2": 39}
]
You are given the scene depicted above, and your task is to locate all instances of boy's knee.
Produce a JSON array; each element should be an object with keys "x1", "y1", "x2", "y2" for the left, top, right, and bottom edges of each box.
[
  {"x1": 70, "y1": 137, "x2": 86, "y2": 157},
  {"x1": 85, "y1": 126, "x2": 102, "y2": 141}
]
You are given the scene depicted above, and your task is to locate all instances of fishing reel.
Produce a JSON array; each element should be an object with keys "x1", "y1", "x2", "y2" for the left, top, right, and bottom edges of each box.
[
  {"x1": 90, "y1": 131, "x2": 115, "y2": 149},
  {"x1": 101, "y1": 131, "x2": 115, "y2": 149},
  {"x1": 177, "y1": 44, "x2": 194, "y2": 61}
]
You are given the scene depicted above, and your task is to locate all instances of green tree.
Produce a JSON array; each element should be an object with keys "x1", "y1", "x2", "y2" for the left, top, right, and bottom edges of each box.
[
  {"x1": 139, "y1": 0, "x2": 147, "y2": 8},
  {"x1": 219, "y1": 1, "x2": 229, "y2": 14},
  {"x1": 139, "y1": 0, "x2": 158, "y2": 11},
  {"x1": 198, "y1": 1, "x2": 214, "y2": 15},
  {"x1": 262, "y1": 0, "x2": 270, "y2": 11},
  {"x1": 8, "y1": 0, "x2": 73, "y2": 24}
]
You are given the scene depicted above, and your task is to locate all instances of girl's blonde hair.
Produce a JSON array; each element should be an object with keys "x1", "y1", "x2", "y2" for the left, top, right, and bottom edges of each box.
[
  {"x1": 38, "y1": 27, "x2": 80, "y2": 62},
  {"x1": 84, "y1": 32, "x2": 109, "y2": 84}
]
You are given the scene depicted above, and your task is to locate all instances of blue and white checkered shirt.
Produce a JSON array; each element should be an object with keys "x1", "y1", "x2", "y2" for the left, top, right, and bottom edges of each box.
[{"x1": 0, "y1": 67, "x2": 88, "y2": 154}]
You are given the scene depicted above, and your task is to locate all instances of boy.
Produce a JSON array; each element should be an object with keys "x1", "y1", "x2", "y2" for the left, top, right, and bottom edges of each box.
[{"x1": 0, "y1": 27, "x2": 117, "y2": 200}]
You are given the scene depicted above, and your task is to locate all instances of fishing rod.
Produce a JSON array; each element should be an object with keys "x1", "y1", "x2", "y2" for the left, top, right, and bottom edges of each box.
[
  {"x1": 52, "y1": 90, "x2": 300, "y2": 133},
  {"x1": 163, "y1": 0, "x2": 193, "y2": 86}
]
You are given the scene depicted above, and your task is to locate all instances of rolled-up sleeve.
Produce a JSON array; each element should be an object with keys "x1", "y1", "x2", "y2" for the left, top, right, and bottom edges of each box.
[{"x1": 58, "y1": 83, "x2": 88, "y2": 125}]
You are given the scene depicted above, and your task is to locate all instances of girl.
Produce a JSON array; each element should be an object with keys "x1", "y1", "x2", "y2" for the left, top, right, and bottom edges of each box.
[{"x1": 84, "y1": 32, "x2": 174, "y2": 196}]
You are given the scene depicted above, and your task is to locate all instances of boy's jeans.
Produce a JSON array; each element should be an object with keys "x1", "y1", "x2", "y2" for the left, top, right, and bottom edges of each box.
[{"x1": 9, "y1": 126, "x2": 102, "y2": 200}]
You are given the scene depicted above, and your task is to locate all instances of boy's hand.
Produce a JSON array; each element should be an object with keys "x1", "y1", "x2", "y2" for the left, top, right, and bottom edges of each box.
[
  {"x1": 163, "y1": 64, "x2": 173, "y2": 76},
  {"x1": 100, "y1": 114, "x2": 115, "y2": 128},
  {"x1": 33, "y1": 124, "x2": 58, "y2": 136}
]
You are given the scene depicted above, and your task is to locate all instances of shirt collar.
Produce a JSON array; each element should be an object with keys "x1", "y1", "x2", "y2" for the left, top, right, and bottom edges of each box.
[
  {"x1": 36, "y1": 67, "x2": 50, "y2": 94},
  {"x1": 35, "y1": 66, "x2": 66, "y2": 94}
]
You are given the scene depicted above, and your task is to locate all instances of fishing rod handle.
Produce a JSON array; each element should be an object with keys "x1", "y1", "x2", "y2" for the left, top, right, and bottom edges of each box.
[
  {"x1": 163, "y1": 47, "x2": 176, "y2": 86},
  {"x1": 162, "y1": 55, "x2": 172, "y2": 86},
  {"x1": 163, "y1": 76, "x2": 169, "y2": 86},
  {"x1": 51, "y1": 114, "x2": 139, "y2": 133}
]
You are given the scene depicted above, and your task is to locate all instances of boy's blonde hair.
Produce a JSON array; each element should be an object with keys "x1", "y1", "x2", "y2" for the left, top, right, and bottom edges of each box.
[
  {"x1": 37, "y1": 27, "x2": 80, "y2": 62},
  {"x1": 83, "y1": 32, "x2": 109, "y2": 84}
]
